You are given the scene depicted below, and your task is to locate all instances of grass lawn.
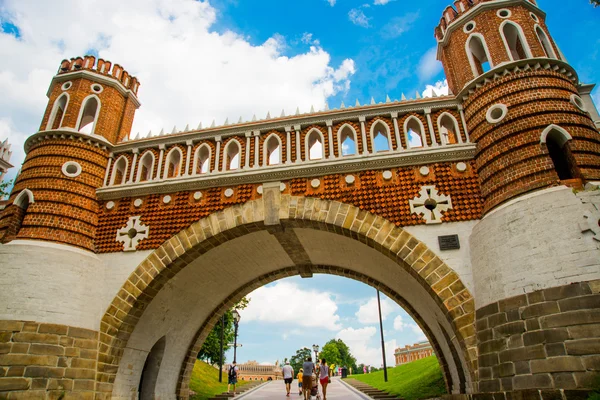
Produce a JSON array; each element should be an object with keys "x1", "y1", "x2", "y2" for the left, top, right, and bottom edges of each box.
[
  {"x1": 189, "y1": 360, "x2": 249, "y2": 400},
  {"x1": 347, "y1": 356, "x2": 447, "y2": 400}
]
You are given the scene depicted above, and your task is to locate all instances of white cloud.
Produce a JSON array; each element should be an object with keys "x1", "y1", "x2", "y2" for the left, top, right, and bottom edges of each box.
[
  {"x1": 242, "y1": 281, "x2": 342, "y2": 330},
  {"x1": 348, "y1": 8, "x2": 370, "y2": 28},
  {"x1": 380, "y1": 12, "x2": 419, "y2": 39},
  {"x1": 408, "y1": 323, "x2": 427, "y2": 341},
  {"x1": 355, "y1": 297, "x2": 395, "y2": 324},
  {"x1": 417, "y1": 46, "x2": 443, "y2": 82},
  {"x1": 0, "y1": 0, "x2": 356, "y2": 181},
  {"x1": 393, "y1": 315, "x2": 406, "y2": 331},
  {"x1": 336, "y1": 327, "x2": 397, "y2": 367},
  {"x1": 422, "y1": 79, "x2": 450, "y2": 98},
  {"x1": 374, "y1": 0, "x2": 395, "y2": 5},
  {"x1": 326, "y1": 0, "x2": 336, "y2": 6}
]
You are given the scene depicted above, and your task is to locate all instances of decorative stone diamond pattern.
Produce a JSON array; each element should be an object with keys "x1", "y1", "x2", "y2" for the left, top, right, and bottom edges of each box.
[
  {"x1": 116, "y1": 216, "x2": 149, "y2": 252},
  {"x1": 409, "y1": 185, "x2": 452, "y2": 224}
]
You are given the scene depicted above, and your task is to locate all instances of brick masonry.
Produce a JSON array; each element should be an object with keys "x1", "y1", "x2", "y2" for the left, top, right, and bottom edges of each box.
[{"x1": 475, "y1": 280, "x2": 600, "y2": 397}]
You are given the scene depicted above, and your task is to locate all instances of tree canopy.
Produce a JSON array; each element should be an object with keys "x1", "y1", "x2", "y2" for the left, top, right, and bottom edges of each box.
[
  {"x1": 196, "y1": 297, "x2": 249, "y2": 365},
  {"x1": 591, "y1": 0, "x2": 599, "y2": 6},
  {"x1": 289, "y1": 347, "x2": 312, "y2": 374},
  {"x1": 0, "y1": 179, "x2": 13, "y2": 199}
]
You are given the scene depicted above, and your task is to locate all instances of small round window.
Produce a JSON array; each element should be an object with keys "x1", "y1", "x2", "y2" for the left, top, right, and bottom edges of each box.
[
  {"x1": 463, "y1": 21, "x2": 476, "y2": 33},
  {"x1": 61, "y1": 161, "x2": 82, "y2": 178},
  {"x1": 497, "y1": 9, "x2": 511, "y2": 18},
  {"x1": 570, "y1": 94, "x2": 587, "y2": 112},
  {"x1": 530, "y1": 12, "x2": 539, "y2": 22},
  {"x1": 91, "y1": 84, "x2": 103, "y2": 93},
  {"x1": 486, "y1": 104, "x2": 508, "y2": 124},
  {"x1": 61, "y1": 81, "x2": 72, "y2": 91}
]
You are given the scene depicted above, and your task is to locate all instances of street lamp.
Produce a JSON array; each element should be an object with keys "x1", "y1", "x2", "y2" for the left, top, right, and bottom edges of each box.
[
  {"x1": 232, "y1": 309, "x2": 241, "y2": 363},
  {"x1": 312, "y1": 344, "x2": 319, "y2": 363}
]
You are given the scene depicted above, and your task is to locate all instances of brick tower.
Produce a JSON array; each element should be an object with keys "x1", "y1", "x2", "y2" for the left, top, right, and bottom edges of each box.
[
  {"x1": 436, "y1": 0, "x2": 600, "y2": 394},
  {"x1": 0, "y1": 56, "x2": 140, "y2": 250}
]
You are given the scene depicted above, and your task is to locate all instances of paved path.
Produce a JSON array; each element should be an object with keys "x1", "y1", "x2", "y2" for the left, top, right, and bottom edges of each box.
[{"x1": 238, "y1": 378, "x2": 368, "y2": 400}]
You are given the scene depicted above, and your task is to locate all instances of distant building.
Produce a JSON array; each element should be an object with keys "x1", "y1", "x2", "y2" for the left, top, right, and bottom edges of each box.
[
  {"x1": 394, "y1": 341, "x2": 434, "y2": 366},
  {"x1": 225, "y1": 360, "x2": 283, "y2": 382},
  {"x1": 0, "y1": 139, "x2": 12, "y2": 181}
]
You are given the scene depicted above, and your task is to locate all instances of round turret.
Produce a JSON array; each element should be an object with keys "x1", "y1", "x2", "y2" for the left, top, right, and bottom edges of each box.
[
  {"x1": 0, "y1": 56, "x2": 141, "y2": 250},
  {"x1": 435, "y1": 0, "x2": 600, "y2": 212}
]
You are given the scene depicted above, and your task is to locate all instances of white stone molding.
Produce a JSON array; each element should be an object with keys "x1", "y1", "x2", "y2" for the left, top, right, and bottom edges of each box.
[
  {"x1": 326, "y1": 120, "x2": 335, "y2": 159},
  {"x1": 110, "y1": 155, "x2": 129, "y2": 186},
  {"x1": 46, "y1": 93, "x2": 70, "y2": 131},
  {"x1": 137, "y1": 151, "x2": 155, "y2": 183},
  {"x1": 540, "y1": 124, "x2": 572, "y2": 147},
  {"x1": 224, "y1": 188, "x2": 234, "y2": 198},
  {"x1": 156, "y1": 145, "x2": 165, "y2": 180},
  {"x1": 465, "y1": 33, "x2": 494, "y2": 79},
  {"x1": 253, "y1": 131, "x2": 260, "y2": 168},
  {"x1": 390, "y1": 111, "x2": 403, "y2": 150},
  {"x1": 409, "y1": 185, "x2": 453, "y2": 224},
  {"x1": 456, "y1": 162, "x2": 468, "y2": 172},
  {"x1": 61, "y1": 161, "x2": 82, "y2": 178},
  {"x1": 163, "y1": 195, "x2": 172, "y2": 204},
  {"x1": 305, "y1": 127, "x2": 326, "y2": 161},
  {"x1": 215, "y1": 136, "x2": 222, "y2": 173},
  {"x1": 534, "y1": 24, "x2": 557, "y2": 59},
  {"x1": 75, "y1": 94, "x2": 102, "y2": 134},
  {"x1": 437, "y1": 112, "x2": 463, "y2": 145},
  {"x1": 382, "y1": 170, "x2": 393, "y2": 181},
  {"x1": 193, "y1": 191, "x2": 202, "y2": 200},
  {"x1": 499, "y1": 20, "x2": 533, "y2": 61},
  {"x1": 14, "y1": 189, "x2": 34, "y2": 208},
  {"x1": 134, "y1": 198, "x2": 143, "y2": 207},
  {"x1": 311, "y1": 179, "x2": 321, "y2": 188},
  {"x1": 184, "y1": 140, "x2": 193, "y2": 176},
  {"x1": 345, "y1": 175, "x2": 356, "y2": 185},
  {"x1": 570, "y1": 94, "x2": 587, "y2": 113},
  {"x1": 162, "y1": 146, "x2": 183, "y2": 180},
  {"x1": 486, "y1": 104, "x2": 508, "y2": 124},
  {"x1": 336, "y1": 123, "x2": 358, "y2": 157},
  {"x1": 103, "y1": 155, "x2": 113, "y2": 187},
  {"x1": 279, "y1": 183, "x2": 286, "y2": 192},
  {"x1": 263, "y1": 133, "x2": 283, "y2": 167},
  {"x1": 419, "y1": 166, "x2": 430, "y2": 176},
  {"x1": 244, "y1": 132, "x2": 252, "y2": 169},
  {"x1": 403, "y1": 116, "x2": 428, "y2": 149},
  {"x1": 257, "y1": 185, "x2": 263, "y2": 195},
  {"x1": 106, "y1": 201, "x2": 115, "y2": 210},
  {"x1": 294, "y1": 125, "x2": 302, "y2": 162},
  {"x1": 284, "y1": 127, "x2": 292, "y2": 164},
  {"x1": 369, "y1": 119, "x2": 393, "y2": 153},
  {"x1": 116, "y1": 216, "x2": 149, "y2": 252},
  {"x1": 127, "y1": 149, "x2": 139, "y2": 183}
]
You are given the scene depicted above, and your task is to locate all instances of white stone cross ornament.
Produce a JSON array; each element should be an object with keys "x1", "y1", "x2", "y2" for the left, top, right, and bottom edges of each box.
[
  {"x1": 116, "y1": 216, "x2": 149, "y2": 251},
  {"x1": 409, "y1": 185, "x2": 453, "y2": 224}
]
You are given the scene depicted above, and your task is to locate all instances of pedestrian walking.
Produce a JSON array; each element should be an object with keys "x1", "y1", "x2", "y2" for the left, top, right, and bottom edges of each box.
[
  {"x1": 319, "y1": 358, "x2": 330, "y2": 400},
  {"x1": 301, "y1": 357, "x2": 315, "y2": 400},
  {"x1": 282, "y1": 360, "x2": 294, "y2": 397},
  {"x1": 297, "y1": 368, "x2": 304, "y2": 396},
  {"x1": 227, "y1": 361, "x2": 238, "y2": 395}
]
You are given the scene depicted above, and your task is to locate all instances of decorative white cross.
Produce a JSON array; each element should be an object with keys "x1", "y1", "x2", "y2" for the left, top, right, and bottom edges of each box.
[
  {"x1": 409, "y1": 185, "x2": 453, "y2": 224},
  {"x1": 116, "y1": 216, "x2": 149, "y2": 251}
]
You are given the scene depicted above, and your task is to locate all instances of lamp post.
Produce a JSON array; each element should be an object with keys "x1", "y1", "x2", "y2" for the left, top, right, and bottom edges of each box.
[
  {"x1": 218, "y1": 314, "x2": 224, "y2": 383},
  {"x1": 312, "y1": 344, "x2": 319, "y2": 363},
  {"x1": 232, "y1": 309, "x2": 241, "y2": 363},
  {"x1": 377, "y1": 290, "x2": 388, "y2": 383}
]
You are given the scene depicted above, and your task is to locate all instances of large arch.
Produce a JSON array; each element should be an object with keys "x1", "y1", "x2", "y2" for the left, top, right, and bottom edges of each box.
[{"x1": 100, "y1": 195, "x2": 477, "y2": 399}]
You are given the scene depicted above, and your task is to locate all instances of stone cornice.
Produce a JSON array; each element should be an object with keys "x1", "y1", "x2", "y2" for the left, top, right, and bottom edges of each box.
[
  {"x1": 48, "y1": 70, "x2": 141, "y2": 108},
  {"x1": 24, "y1": 129, "x2": 113, "y2": 154},
  {"x1": 457, "y1": 58, "x2": 578, "y2": 102},
  {"x1": 96, "y1": 143, "x2": 476, "y2": 200},
  {"x1": 112, "y1": 98, "x2": 461, "y2": 152},
  {"x1": 436, "y1": 0, "x2": 545, "y2": 58}
]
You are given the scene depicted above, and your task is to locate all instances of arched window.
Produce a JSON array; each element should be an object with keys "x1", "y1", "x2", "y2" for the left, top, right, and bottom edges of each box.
[
  {"x1": 194, "y1": 144, "x2": 211, "y2": 174},
  {"x1": 138, "y1": 337, "x2": 166, "y2": 400},
  {"x1": 404, "y1": 117, "x2": 425, "y2": 148},
  {"x1": 225, "y1": 140, "x2": 241, "y2": 171},
  {"x1": 540, "y1": 125, "x2": 576, "y2": 180},
  {"x1": 10, "y1": 189, "x2": 34, "y2": 238},
  {"x1": 371, "y1": 120, "x2": 392, "y2": 152},
  {"x1": 466, "y1": 34, "x2": 492, "y2": 76},
  {"x1": 535, "y1": 26, "x2": 556, "y2": 59},
  {"x1": 136, "y1": 152, "x2": 155, "y2": 183},
  {"x1": 501, "y1": 21, "x2": 530, "y2": 61},
  {"x1": 77, "y1": 96, "x2": 100, "y2": 134},
  {"x1": 306, "y1": 129, "x2": 324, "y2": 160},
  {"x1": 47, "y1": 94, "x2": 69, "y2": 130},
  {"x1": 111, "y1": 156, "x2": 128, "y2": 185},
  {"x1": 437, "y1": 113, "x2": 461, "y2": 145},
  {"x1": 338, "y1": 124, "x2": 357, "y2": 156},
  {"x1": 163, "y1": 148, "x2": 182, "y2": 179},
  {"x1": 264, "y1": 134, "x2": 282, "y2": 166}
]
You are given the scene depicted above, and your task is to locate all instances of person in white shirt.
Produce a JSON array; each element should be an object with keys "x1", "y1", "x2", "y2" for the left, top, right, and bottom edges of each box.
[{"x1": 282, "y1": 360, "x2": 294, "y2": 397}]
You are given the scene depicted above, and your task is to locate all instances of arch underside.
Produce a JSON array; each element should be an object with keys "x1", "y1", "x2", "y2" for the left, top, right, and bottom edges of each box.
[{"x1": 101, "y1": 198, "x2": 477, "y2": 399}]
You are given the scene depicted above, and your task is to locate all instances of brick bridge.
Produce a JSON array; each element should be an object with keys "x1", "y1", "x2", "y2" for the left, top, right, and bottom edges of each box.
[{"x1": 1, "y1": 0, "x2": 600, "y2": 399}]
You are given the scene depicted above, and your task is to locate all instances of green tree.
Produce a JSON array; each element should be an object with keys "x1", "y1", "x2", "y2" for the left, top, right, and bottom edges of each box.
[
  {"x1": 591, "y1": 0, "x2": 599, "y2": 6},
  {"x1": 329, "y1": 339, "x2": 358, "y2": 371},
  {"x1": 0, "y1": 179, "x2": 13, "y2": 199},
  {"x1": 196, "y1": 297, "x2": 249, "y2": 365},
  {"x1": 319, "y1": 342, "x2": 341, "y2": 367},
  {"x1": 289, "y1": 347, "x2": 312, "y2": 374}
]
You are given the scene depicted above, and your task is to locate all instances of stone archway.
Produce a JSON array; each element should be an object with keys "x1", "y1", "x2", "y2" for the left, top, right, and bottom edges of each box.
[{"x1": 98, "y1": 192, "x2": 477, "y2": 399}]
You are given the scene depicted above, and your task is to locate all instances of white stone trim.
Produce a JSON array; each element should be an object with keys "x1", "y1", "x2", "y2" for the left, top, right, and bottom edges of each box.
[
  {"x1": 263, "y1": 133, "x2": 283, "y2": 166},
  {"x1": 465, "y1": 33, "x2": 494, "y2": 78},
  {"x1": 192, "y1": 143, "x2": 212, "y2": 175},
  {"x1": 61, "y1": 161, "x2": 82, "y2": 178},
  {"x1": 223, "y1": 138, "x2": 243, "y2": 171},
  {"x1": 111, "y1": 155, "x2": 129, "y2": 186},
  {"x1": 437, "y1": 112, "x2": 462, "y2": 145},
  {"x1": 75, "y1": 94, "x2": 101, "y2": 134},
  {"x1": 14, "y1": 189, "x2": 34, "y2": 208},
  {"x1": 403, "y1": 116, "x2": 428, "y2": 149},
  {"x1": 499, "y1": 20, "x2": 533, "y2": 61},
  {"x1": 61, "y1": 81, "x2": 72, "y2": 91},
  {"x1": 409, "y1": 185, "x2": 453, "y2": 224},
  {"x1": 116, "y1": 216, "x2": 149, "y2": 252},
  {"x1": 570, "y1": 94, "x2": 587, "y2": 113},
  {"x1": 485, "y1": 104, "x2": 508, "y2": 124},
  {"x1": 540, "y1": 124, "x2": 572, "y2": 147},
  {"x1": 336, "y1": 123, "x2": 358, "y2": 157},
  {"x1": 136, "y1": 151, "x2": 155, "y2": 182},
  {"x1": 46, "y1": 93, "x2": 70, "y2": 131},
  {"x1": 369, "y1": 119, "x2": 393, "y2": 153},
  {"x1": 90, "y1": 83, "x2": 104, "y2": 94},
  {"x1": 305, "y1": 127, "x2": 326, "y2": 161},
  {"x1": 463, "y1": 21, "x2": 476, "y2": 34},
  {"x1": 162, "y1": 146, "x2": 183, "y2": 179},
  {"x1": 534, "y1": 25, "x2": 557, "y2": 59},
  {"x1": 496, "y1": 9, "x2": 511, "y2": 18}
]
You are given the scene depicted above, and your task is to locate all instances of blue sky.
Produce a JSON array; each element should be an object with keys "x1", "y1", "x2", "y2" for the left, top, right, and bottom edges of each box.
[{"x1": 0, "y1": 0, "x2": 598, "y2": 365}]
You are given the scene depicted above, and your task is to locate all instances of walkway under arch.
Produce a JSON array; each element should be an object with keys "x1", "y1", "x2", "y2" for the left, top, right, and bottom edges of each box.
[{"x1": 99, "y1": 195, "x2": 477, "y2": 399}]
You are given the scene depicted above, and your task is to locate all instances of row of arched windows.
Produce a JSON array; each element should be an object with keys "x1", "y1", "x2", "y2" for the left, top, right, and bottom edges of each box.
[
  {"x1": 108, "y1": 113, "x2": 464, "y2": 186},
  {"x1": 466, "y1": 20, "x2": 558, "y2": 78},
  {"x1": 46, "y1": 94, "x2": 100, "y2": 134}
]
